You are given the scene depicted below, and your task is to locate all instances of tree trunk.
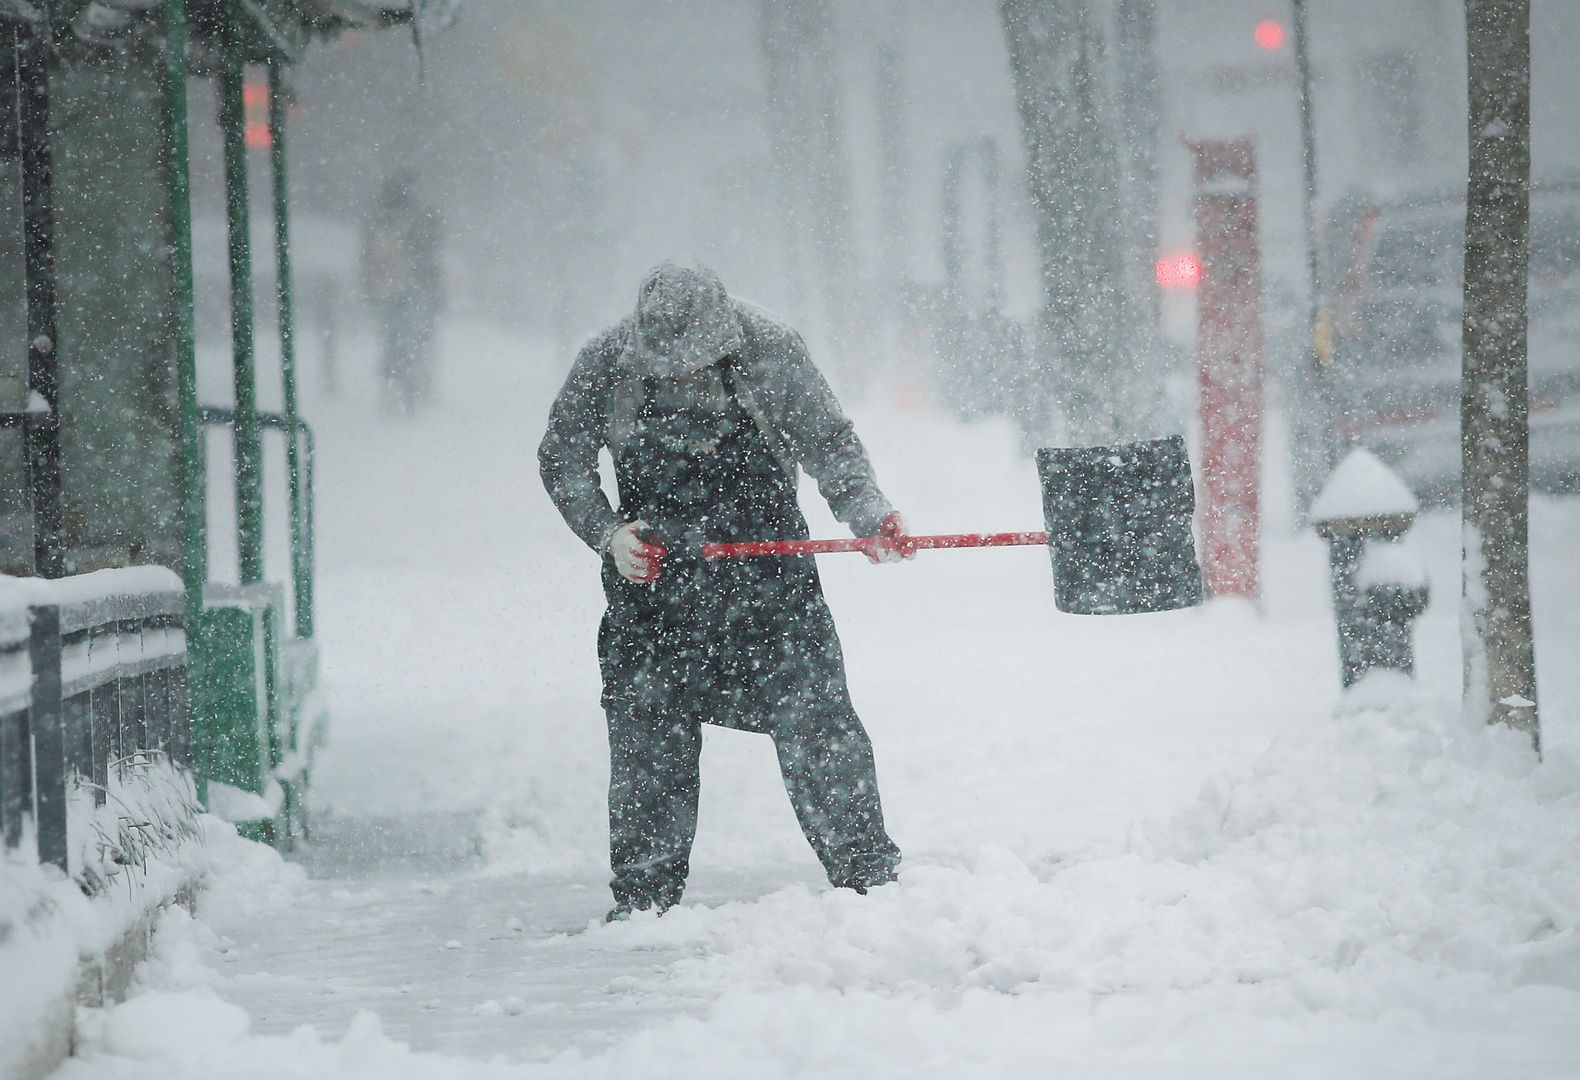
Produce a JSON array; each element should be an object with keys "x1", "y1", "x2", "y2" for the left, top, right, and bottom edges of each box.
[
  {"x1": 999, "y1": 0, "x2": 1154, "y2": 447},
  {"x1": 1462, "y1": 0, "x2": 1539, "y2": 749},
  {"x1": 875, "y1": 30, "x2": 908, "y2": 321},
  {"x1": 1115, "y1": 0, "x2": 1162, "y2": 336},
  {"x1": 758, "y1": 0, "x2": 864, "y2": 392}
]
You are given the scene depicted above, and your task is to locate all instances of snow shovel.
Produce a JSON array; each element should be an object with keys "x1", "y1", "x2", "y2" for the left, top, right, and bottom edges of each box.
[{"x1": 703, "y1": 434, "x2": 1204, "y2": 616}]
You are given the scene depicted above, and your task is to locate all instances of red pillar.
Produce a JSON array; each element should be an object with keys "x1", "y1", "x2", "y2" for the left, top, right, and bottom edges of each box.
[{"x1": 1189, "y1": 138, "x2": 1264, "y2": 599}]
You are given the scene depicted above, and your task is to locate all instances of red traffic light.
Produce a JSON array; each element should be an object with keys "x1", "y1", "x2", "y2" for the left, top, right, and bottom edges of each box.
[
  {"x1": 1155, "y1": 253, "x2": 1202, "y2": 289},
  {"x1": 1254, "y1": 19, "x2": 1286, "y2": 50}
]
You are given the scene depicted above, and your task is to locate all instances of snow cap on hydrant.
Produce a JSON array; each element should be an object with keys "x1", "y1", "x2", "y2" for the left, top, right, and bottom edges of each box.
[
  {"x1": 631, "y1": 261, "x2": 745, "y2": 378},
  {"x1": 1310, "y1": 447, "x2": 1420, "y2": 533}
]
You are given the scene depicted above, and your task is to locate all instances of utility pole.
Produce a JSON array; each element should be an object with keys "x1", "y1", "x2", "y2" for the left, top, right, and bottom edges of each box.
[{"x1": 1462, "y1": 0, "x2": 1539, "y2": 750}]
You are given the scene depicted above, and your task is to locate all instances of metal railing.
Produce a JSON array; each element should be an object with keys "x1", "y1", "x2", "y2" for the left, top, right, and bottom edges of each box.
[
  {"x1": 200, "y1": 406, "x2": 316, "y2": 640},
  {"x1": 0, "y1": 568, "x2": 189, "y2": 872}
]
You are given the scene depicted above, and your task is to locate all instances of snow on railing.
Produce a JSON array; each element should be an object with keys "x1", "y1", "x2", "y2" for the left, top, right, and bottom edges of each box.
[{"x1": 0, "y1": 567, "x2": 198, "y2": 883}]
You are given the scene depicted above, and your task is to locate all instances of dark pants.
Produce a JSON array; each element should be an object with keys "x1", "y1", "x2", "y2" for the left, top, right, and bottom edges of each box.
[
  {"x1": 601, "y1": 607, "x2": 900, "y2": 911},
  {"x1": 598, "y1": 389, "x2": 899, "y2": 910}
]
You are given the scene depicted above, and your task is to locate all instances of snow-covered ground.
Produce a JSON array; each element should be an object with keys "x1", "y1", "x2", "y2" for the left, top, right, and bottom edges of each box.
[{"x1": 50, "y1": 317, "x2": 1580, "y2": 1078}]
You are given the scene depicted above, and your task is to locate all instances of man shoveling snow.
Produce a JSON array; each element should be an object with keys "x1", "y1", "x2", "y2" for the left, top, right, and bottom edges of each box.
[{"x1": 539, "y1": 262, "x2": 907, "y2": 920}]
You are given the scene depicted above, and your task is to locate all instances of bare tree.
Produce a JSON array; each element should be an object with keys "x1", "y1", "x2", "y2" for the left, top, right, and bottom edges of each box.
[
  {"x1": 1462, "y1": 0, "x2": 1539, "y2": 749},
  {"x1": 999, "y1": 0, "x2": 1158, "y2": 447}
]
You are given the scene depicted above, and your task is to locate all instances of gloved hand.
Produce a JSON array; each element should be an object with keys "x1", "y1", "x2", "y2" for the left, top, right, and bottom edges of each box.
[
  {"x1": 607, "y1": 521, "x2": 667, "y2": 582},
  {"x1": 866, "y1": 512, "x2": 914, "y2": 564}
]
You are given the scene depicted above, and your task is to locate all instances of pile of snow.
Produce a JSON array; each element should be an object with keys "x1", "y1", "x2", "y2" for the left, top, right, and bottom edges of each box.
[
  {"x1": 0, "y1": 808, "x2": 294, "y2": 1077},
  {"x1": 2, "y1": 755, "x2": 203, "y2": 969},
  {"x1": 1356, "y1": 538, "x2": 1430, "y2": 589},
  {"x1": 53, "y1": 687, "x2": 1580, "y2": 1079},
  {"x1": 194, "y1": 813, "x2": 309, "y2": 922},
  {"x1": 61, "y1": 1006, "x2": 531, "y2": 1080},
  {"x1": 561, "y1": 685, "x2": 1580, "y2": 1074},
  {"x1": 1, "y1": 567, "x2": 208, "y2": 1076},
  {"x1": 42, "y1": 819, "x2": 305, "y2": 1074},
  {"x1": 98, "y1": 987, "x2": 253, "y2": 1062},
  {"x1": 67, "y1": 755, "x2": 204, "y2": 942},
  {"x1": 205, "y1": 778, "x2": 285, "y2": 825},
  {"x1": 761, "y1": 709, "x2": 1572, "y2": 999},
  {"x1": 0, "y1": 849, "x2": 77, "y2": 1077}
]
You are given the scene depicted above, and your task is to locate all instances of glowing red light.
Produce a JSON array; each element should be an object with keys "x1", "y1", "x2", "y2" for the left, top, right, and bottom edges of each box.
[
  {"x1": 1155, "y1": 253, "x2": 1202, "y2": 289},
  {"x1": 1254, "y1": 19, "x2": 1286, "y2": 50},
  {"x1": 242, "y1": 79, "x2": 273, "y2": 150}
]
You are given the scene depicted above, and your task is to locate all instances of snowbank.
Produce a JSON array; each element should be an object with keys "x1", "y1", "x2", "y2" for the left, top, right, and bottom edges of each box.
[
  {"x1": 0, "y1": 760, "x2": 209, "y2": 1078},
  {"x1": 2, "y1": 814, "x2": 302, "y2": 1078},
  {"x1": 51, "y1": 689, "x2": 1580, "y2": 1079},
  {"x1": 0, "y1": 850, "x2": 77, "y2": 1078},
  {"x1": 558, "y1": 690, "x2": 1580, "y2": 1073},
  {"x1": 1, "y1": 566, "x2": 202, "y2": 1077},
  {"x1": 65, "y1": 757, "x2": 206, "y2": 957},
  {"x1": 0, "y1": 781, "x2": 276, "y2": 1077}
]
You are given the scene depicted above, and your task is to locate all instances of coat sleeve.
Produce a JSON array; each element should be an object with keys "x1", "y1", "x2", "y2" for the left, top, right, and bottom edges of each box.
[
  {"x1": 538, "y1": 342, "x2": 623, "y2": 553},
  {"x1": 769, "y1": 330, "x2": 894, "y2": 537}
]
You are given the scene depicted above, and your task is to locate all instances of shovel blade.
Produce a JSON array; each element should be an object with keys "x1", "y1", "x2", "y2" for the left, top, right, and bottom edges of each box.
[{"x1": 1036, "y1": 435, "x2": 1204, "y2": 615}]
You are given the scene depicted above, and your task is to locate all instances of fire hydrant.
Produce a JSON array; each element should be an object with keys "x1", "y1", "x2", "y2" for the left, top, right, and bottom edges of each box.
[{"x1": 1309, "y1": 449, "x2": 1430, "y2": 688}]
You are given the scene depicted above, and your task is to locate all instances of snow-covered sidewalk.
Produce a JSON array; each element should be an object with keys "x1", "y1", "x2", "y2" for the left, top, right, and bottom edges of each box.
[{"x1": 49, "y1": 321, "x2": 1580, "y2": 1078}]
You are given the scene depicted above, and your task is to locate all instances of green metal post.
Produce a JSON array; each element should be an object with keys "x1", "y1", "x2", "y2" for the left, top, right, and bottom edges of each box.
[
  {"x1": 163, "y1": 0, "x2": 205, "y2": 625},
  {"x1": 16, "y1": 15, "x2": 64, "y2": 579},
  {"x1": 219, "y1": 3, "x2": 263, "y2": 585},
  {"x1": 268, "y1": 63, "x2": 311, "y2": 639}
]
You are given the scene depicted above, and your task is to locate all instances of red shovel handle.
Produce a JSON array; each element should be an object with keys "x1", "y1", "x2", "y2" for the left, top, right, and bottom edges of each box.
[{"x1": 701, "y1": 531, "x2": 1049, "y2": 559}]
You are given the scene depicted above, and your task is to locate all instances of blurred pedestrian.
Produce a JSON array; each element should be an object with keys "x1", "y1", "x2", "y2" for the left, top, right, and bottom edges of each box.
[
  {"x1": 539, "y1": 262, "x2": 909, "y2": 921},
  {"x1": 361, "y1": 172, "x2": 443, "y2": 414}
]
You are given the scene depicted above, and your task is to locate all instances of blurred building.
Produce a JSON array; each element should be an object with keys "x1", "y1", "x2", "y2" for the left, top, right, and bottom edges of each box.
[
  {"x1": 1153, "y1": 0, "x2": 1580, "y2": 344},
  {"x1": 277, "y1": 0, "x2": 1040, "y2": 367},
  {"x1": 0, "y1": 1, "x2": 436, "y2": 575}
]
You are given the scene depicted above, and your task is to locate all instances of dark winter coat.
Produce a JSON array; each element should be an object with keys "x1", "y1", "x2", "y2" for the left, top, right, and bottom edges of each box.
[{"x1": 538, "y1": 302, "x2": 893, "y2": 554}]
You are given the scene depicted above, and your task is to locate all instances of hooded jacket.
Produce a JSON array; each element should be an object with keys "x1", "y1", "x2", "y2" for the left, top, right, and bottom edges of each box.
[{"x1": 539, "y1": 301, "x2": 893, "y2": 553}]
